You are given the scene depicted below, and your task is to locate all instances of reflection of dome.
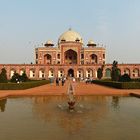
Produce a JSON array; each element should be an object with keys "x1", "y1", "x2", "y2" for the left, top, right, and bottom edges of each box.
[
  {"x1": 44, "y1": 40, "x2": 54, "y2": 47},
  {"x1": 58, "y1": 29, "x2": 83, "y2": 44}
]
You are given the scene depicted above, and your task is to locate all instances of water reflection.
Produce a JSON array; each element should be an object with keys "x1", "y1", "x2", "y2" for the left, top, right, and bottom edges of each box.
[
  {"x1": 32, "y1": 96, "x2": 109, "y2": 133},
  {"x1": 111, "y1": 96, "x2": 120, "y2": 110},
  {"x1": 0, "y1": 96, "x2": 140, "y2": 140},
  {"x1": 0, "y1": 99, "x2": 7, "y2": 112}
]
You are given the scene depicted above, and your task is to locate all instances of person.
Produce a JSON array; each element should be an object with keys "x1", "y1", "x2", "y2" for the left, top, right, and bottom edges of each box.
[
  {"x1": 56, "y1": 77, "x2": 59, "y2": 86},
  {"x1": 73, "y1": 78, "x2": 75, "y2": 82},
  {"x1": 62, "y1": 78, "x2": 65, "y2": 86},
  {"x1": 85, "y1": 78, "x2": 88, "y2": 84}
]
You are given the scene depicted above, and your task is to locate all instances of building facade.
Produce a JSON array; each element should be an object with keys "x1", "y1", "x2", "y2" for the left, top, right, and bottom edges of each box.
[{"x1": 0, "y1": 29, "x2": 140, "y2": 80}]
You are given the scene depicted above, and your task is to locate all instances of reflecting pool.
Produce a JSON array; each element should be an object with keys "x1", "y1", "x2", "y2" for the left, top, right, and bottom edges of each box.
[{"x1": 0, "y1": 96, "x2": 140, "y2": 140}]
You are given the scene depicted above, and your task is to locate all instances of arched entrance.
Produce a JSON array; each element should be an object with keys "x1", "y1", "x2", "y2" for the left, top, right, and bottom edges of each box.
[
  {"x1": 58, "y1": 69, "x2": 64, "y2": 78},
  {"x1": 105, "y1": 68, "x2": 111, "y2": 78},
  {"x1": 68, "y1": 69, "x2": 74, "y2": 77},
  {"x1": 64, "y1": 49, "x2": 77, "y2": 64},
  {"x1": 86, "y1": 69, "x2": 93, "y2": 78},
  {"x1": 90, "y1": 54, "x2": 97, "y2": 64},
  {"x1": 44, "y1": 54, "x2": 52, "y2": 64}
]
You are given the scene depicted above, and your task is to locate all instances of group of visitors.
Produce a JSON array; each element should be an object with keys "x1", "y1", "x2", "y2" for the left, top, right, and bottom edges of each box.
[
  {"x1": 56, "y1": 77, "x2": 66, "y2": 86},
  {"x1": 55, "y1": 76, "x2": 94, "y2": 86},
  {"x1": 85, "y1": 78, "x2": 94, "y2": 84}
]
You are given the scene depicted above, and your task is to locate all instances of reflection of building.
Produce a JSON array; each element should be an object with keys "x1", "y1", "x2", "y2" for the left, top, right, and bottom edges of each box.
[
  {"x1": 32, "y1": 96, "x2": 108, "y2": 133},
  {"x1": 0, "y1": 28, "x2": 140, "y2": 79}
]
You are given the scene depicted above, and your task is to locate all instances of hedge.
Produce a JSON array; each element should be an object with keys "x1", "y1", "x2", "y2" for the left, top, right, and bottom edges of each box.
[
  {"x1": 0, "y1": 80, "x2": 50, "y2": 90},
  {"x1": 92, "y1": 80, "x2": 140, "y2": 89}
]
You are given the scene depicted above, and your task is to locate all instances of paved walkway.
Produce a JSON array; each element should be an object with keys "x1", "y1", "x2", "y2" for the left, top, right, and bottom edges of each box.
[{"x1": 0, "y1": 81, "x2": 140, "y2": 99}]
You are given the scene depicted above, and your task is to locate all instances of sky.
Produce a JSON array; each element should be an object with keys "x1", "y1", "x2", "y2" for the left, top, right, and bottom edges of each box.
[{"x1": 0, "y1": 0, "x2": 140, "y2": 64}]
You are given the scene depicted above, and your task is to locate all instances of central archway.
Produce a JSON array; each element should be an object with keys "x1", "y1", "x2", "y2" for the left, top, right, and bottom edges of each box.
[
  {"x1": 64, "y1": 49, "x2": 77, "y2": 64},
  {"x1": 68, "y1": 69, "x2": 74, "y2": 77},
  {"x1": 90, "y1": 54, "x2": 97, "y2": 64},
  {"x1": 44, "y1": 54, "x2": 52, "y2": 64}
]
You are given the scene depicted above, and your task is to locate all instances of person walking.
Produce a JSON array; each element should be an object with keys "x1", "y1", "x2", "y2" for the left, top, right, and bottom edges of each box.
[
  {"x1": 56, "y1": 77, "x2": 59, "y2": 86},
  {"x1": 62, "y1": 78, "x2": 65, "y2": 86}
]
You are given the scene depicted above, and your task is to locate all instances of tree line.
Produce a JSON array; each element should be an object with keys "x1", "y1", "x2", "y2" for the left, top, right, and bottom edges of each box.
[
  {"x1": 0, "y1": 68, "x2": 29, "y2": 83},
  {"x1": 97, "y1": 60, "x2": 131, "y2": 82}
]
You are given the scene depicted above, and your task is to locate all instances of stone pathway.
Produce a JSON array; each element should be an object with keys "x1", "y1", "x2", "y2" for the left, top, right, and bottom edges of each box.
[{"x1": 1, "y1": 81, "x2": 140, "y2": 99}]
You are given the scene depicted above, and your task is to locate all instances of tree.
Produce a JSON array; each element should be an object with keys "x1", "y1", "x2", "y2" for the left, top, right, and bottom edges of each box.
[
  {"x1": 10, "y1": 72, "x2": 21, "y2": 83},
  {"x1": 97, "y1": 65, "x2": 104, "y2": 80},
  {"x1": 0, "y1": 68, "x2": 8, "y2": 83},
  {"x1": 97, "y1": 68, "x2": 103, "y2": 80},
  {"x1": 20, "y1": 71, "x2": 29, "y2": 82},
  {"x1": 111, "y1": 60, "x2": 120, "y2": 81}
]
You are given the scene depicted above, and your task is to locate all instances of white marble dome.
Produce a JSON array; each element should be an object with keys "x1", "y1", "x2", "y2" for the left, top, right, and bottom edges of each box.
[{"x1": 58, "y1": 29, "x2": 83, "y2": 44}]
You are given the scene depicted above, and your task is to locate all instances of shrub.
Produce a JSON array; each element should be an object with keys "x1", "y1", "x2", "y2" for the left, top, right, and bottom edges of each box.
[
  {"x1": 0, "y1": 80, "x2": 50, "y2": 90},
  {"x1": 119, "y1": 74, "x2": 131, "y2": 82},
  {"x1": 92, "y1": 80, "x2": 140, "y2": 89},
  {"x1": 131, "y1": 78, "x2": 140, "y2": 82},
  {"x1": 10, "y1": 71, "x2": 29, "y2": 83},
  {"x1": 10, "y1": 73, "x2": 21, "y2": 83}
]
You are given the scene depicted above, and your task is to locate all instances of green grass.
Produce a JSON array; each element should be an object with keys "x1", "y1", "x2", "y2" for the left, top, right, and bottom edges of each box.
[{"x1": 0, "y1": 80, "x2": 50, "y2": 90}]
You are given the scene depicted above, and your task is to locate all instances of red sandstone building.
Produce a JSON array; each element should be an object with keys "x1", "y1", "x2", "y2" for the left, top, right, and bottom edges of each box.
[{"x1": 0, "y1": 29, "x2": 140, "y2": 80}]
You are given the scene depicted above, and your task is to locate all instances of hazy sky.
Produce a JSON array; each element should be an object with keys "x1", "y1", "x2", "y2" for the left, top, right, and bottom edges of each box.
[{"x1": 0, "y1": 0, "x2": 140, "y2": 64}]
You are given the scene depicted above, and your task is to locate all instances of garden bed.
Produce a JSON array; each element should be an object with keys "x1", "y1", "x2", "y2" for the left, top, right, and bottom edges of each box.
[
  {"x1": 0, "y1": 80, "x2": 50, "y2": 90},
  {"x1": 92, "y1": 80, "x2": 140, "y2": 89}
]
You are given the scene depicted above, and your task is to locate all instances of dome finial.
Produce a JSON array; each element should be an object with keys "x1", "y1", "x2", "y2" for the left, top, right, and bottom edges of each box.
[{"x1": 69, "y1": 27, "x2": 72, "y2": 31}]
